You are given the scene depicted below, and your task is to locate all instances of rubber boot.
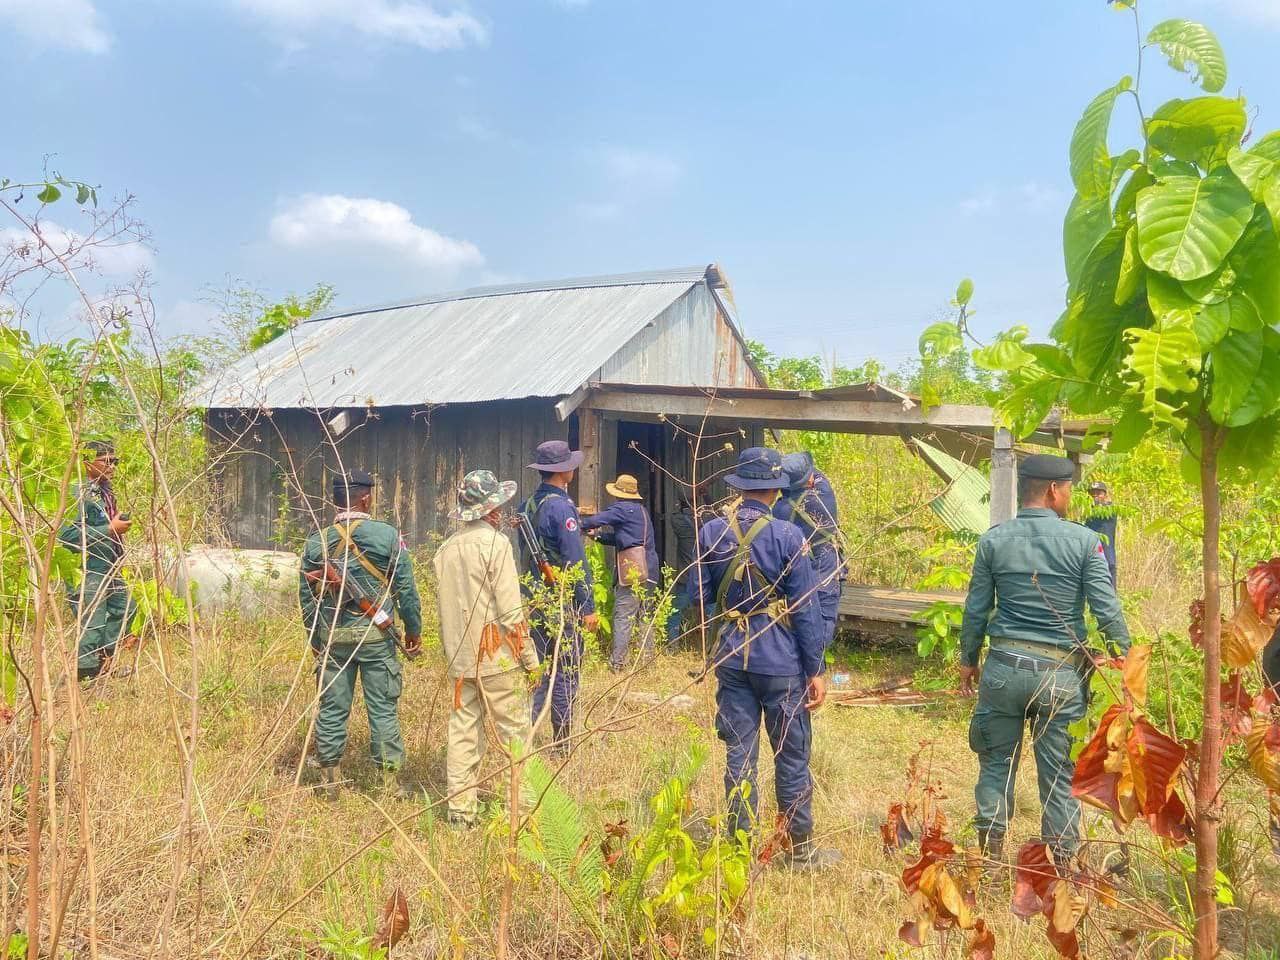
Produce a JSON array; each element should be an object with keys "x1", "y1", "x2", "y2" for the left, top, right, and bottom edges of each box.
[
  {"x1": 977, "y1": 829, "x2": 1005, "y2": 883},
  {"x1": 319, "y1": 765, "x2": 341, "y2": 802},
  {"x1": 782, "y1": 834, "x2": 841, "y2": 871}
]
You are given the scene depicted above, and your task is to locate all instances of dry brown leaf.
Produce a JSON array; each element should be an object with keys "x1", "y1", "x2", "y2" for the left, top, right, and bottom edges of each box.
[
  {"x1": 1223, "y1": 601, "x2": 1279, "y2": 669},
  {"x1": 1122, "y1": 644, "x2": 1151, "y2": 707},
  {"x1": 372, "y1": 887, "x2": 410, "y2": 952},
  {"x1": 1246, "y1": 720, "x2": 1280, "y2": 792},
  {"x1": 964, "y1": 918, "x2": 996, "y2": 960},
  {"x1": 920, "y1": 861, "x2": 974, "y2": 930},
  {"x1": 1048, "y1": 879, "x2": 1088, "y2": 933}
]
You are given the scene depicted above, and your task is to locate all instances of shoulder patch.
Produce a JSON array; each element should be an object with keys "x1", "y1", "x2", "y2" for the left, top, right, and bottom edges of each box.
[{"x1": 565, "y1": 516, "x2": 578, "y2": 533}]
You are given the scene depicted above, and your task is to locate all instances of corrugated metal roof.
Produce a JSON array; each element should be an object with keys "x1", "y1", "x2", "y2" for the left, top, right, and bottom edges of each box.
[
  {"x1": 196, "y1": 267, "x2": 713, "y2": 409},
  {"x1": 912, "y1": 438, "x2": 990, "y2": 536}
]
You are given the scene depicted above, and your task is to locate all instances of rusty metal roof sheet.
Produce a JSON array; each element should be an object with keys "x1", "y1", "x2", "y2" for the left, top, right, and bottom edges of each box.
[{"x1": 196, "y1": 267, "x2": 714, "y2": 409}]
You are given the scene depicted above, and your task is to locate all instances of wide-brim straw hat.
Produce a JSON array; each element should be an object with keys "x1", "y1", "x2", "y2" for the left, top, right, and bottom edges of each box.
[{"x1": 605, "y1": 474, "x2": 644, "y2": 500}]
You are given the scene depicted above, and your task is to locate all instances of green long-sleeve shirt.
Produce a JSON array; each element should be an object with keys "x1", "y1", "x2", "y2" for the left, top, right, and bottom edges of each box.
[
  {"x1": 299, "y1": 513, "x2": 422, "y2": 648},
  {"x1": 57, "y1": 482, "x2": 123, "y2": 574},
  {"x1": 960, "y1": 507, "x2": 1130, "y2": 667}
]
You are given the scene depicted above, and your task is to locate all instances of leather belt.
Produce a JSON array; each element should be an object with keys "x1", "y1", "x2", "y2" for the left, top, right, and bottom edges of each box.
[{"x1": 988, "y1": 638, "x2": 1087, "y2": 673}]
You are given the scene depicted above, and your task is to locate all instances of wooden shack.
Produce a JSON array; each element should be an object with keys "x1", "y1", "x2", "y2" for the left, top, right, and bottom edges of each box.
[{"x1": 196, "y1": 265, "x2": 765, "y2": 555}]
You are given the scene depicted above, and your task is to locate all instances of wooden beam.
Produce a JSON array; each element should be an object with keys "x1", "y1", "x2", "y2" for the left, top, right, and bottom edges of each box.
[
  {"x1": 577, "y1": 404, "x2": 602, "y2": 514},
  {"x1": 554, "y1": 383, "x2": 592, "y2": 422},
  {"x1": 989, "y1": 427, "x2": 1017, "y2": 528}
]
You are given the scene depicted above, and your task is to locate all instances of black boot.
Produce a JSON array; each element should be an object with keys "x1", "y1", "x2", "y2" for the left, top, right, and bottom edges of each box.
[
  {"x1": 782, "y1": 834, "x2": 841, "y2": 871},
  {"x1": 977, "y1": 829, "x2": 1004, "y2": 861}
]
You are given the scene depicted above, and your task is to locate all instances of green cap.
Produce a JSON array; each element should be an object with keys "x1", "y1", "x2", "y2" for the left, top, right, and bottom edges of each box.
[{"x1": 1018, "y1": 454, "x2": 1074, "y2": 481}]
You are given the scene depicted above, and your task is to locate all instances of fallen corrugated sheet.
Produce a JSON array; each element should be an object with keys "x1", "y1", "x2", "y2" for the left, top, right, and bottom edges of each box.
[{"x1": 912, "y1": 437, "x2": 989, "y2": 536}]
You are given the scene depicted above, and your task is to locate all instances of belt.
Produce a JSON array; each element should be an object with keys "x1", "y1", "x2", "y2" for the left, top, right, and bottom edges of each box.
[{"x1": 989, "y1": 638, "x2": 1086, "y2": 673}]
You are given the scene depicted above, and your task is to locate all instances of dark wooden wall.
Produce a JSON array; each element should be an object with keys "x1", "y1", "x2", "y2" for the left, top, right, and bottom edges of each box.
[{"x1": 204, "y1": 401, "x2": 568, "y2": 549}]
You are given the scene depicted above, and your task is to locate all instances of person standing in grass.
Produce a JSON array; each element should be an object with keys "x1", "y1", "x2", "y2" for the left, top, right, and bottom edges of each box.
[
  {"x1": 434, "y1": 470, "x2": 539, "y2": 829},
  {"x1": 582, "y1": 473, "x2": 660, "y2": 672},
  {"x1": 299, "y1": 469, "x2": 422, "y2": 799},
  {"x1": 692, "y1": 447, "x2": 839, "y2": 870},
  {"x1": 774, "y1": 451, "x2": 845, "y2": 651},
  {"x1": 1083, "y1": 480, "x2": 1118, "y2": 586},
  {"x1": 59, "y1": 438, "x2": 138, "y2": 682},
  {"x1": 959, "y1": 454, "x2": 1130, "y2": 865}
]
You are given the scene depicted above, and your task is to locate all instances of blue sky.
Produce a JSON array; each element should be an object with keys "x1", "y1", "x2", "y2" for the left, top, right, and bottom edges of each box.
[{"x1": 3, "y1": 0, "x2": 1279, "y2": 368}]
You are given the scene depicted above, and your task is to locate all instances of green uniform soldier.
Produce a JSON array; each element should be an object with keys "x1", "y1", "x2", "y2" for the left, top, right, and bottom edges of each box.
[
  {"x1": 299, "y1": 469, "x2": 423, "y2": 797},
  {"x1": 959, "y1": 454, "x2": 1130, "y2": 863},
  {"x1": 57, "y1": 439, "x2": 137, "y2": 681}
]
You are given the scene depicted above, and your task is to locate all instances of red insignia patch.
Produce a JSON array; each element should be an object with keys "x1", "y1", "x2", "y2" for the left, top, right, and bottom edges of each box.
[{"x1": 566, "y1": 517, "x2": 578, "y2": 532}]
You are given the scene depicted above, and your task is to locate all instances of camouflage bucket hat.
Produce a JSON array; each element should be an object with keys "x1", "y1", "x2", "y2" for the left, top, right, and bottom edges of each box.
[{"x1": 453, "y1": 469, "x2": 518, "y2": 522}]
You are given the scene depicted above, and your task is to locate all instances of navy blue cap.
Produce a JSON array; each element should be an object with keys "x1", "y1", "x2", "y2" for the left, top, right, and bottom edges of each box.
[
  {"x1": 781, "y1": 452, "x2": 815, "y2": 492},
  {"x1": 1018, "y1": 454, "x2": 1074, "y2": 481},
  {"x1": 333, "y1": 469, "x2": 374, "y2": 495},
  {"x1": 725, "y1": 447, "x2": 789, "y2": 491}
]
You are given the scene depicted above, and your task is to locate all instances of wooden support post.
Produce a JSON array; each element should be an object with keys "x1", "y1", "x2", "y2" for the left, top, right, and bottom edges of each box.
[
  {"x1": 578, "y1": 405, "x2": 601, "y2": 514},
  {"x1": 990, "y1": 427, "x2": 1017, "y2": 528}
]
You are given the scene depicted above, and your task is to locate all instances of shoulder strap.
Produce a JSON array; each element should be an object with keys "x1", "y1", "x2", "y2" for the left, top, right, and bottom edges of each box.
[
  {"x1": 332, "y1": 520, "x2": 390, "y2": 587},
  {"x1": 715, "y1": 513, "x2": 774, "y2": 611}
]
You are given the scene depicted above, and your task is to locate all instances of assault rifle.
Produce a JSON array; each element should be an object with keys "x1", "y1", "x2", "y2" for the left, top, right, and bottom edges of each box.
[
  {"x1": 304, "y1": 561, "x2": 420, "y2": 660},
  {"x1": 513, "y1": 513, "x2": 557, "y2": 585}
]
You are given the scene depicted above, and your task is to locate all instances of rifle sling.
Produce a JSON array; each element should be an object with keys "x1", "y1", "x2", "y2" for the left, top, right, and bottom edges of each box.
[{"x1": 331, "y1": 520, "x2": 391, "y2": 587}]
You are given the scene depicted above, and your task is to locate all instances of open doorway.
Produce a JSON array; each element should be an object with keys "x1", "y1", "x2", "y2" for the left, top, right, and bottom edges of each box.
[{"x1": 615, "y1": 420, "x2": 667, "y2": 560}]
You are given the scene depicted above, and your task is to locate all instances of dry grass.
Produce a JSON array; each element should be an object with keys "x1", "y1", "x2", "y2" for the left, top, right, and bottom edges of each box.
[{"x1": 6, "y1": 616, "x2": 1278, "y2": 960}]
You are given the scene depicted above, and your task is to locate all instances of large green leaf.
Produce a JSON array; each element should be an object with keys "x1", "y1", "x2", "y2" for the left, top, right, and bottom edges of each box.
[
  {"x1": 1122, "y1": 315, "x2": 1202, "y2": 426},
  {"x1": 1147, "y1": 19, "x2": 1228, "y2": 93},
  {"x1": 1147, "y1": 97, "x2": 1246, "y2": 170},
  {"x1": 999, "y1": 368, "x2": 1062, "y2": 441},
  {"x1": 1219, "y1": 415, "x2": 1280, "y2": 482},
  {"x1": 919, "y1": 321, "x2": 962, "y2": 358},
  {"x1": 1227, "y1": 146, "x2": 1278, "y2": 200},
  {"x1": 1106, "y1": 402, "x2": 1152, "y2": 454},
  {"x1": 1060, "y1": 227, "x2": 1136, "y2": 378},
  {"x1": 1248, "y1": 132, "x2": 1280, "y2": 164},
  {"x1": 1208, "y1": 329, "x2": 1263, "y2": 424},
  {"x1": 1226, "y1": 211, "x2": 1280, "y2": 327},
  {"x1": 1226, "y1": 329, "x2": 1280, "y2": 426},
  {"x1": 1135, "y1": 169, "x2": 1254, "y2": 280},
  {"x1": 1064, "y1": 192, "x2": 1111, "y2": 292},
  {"x1": 1070, "y1": 78, "x2": 1132, "y2": 199},
  {"x1": 1115, "y1": 224, "x2": 1144, "y2": 304},
  {"x1": 973, "y1": 326, "x2": 1034, "y2": 372}
]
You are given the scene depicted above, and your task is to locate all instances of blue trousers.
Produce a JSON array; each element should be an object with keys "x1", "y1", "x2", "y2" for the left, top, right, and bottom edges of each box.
[
  {"x1": 531, "y1": 613, "x2": 584, "y2": 746},
  {"x1": 665, "y1": 588, "x2": 691, "y2": 644},
  {"x1": 714, "y1": 668, "x2": 813, "y2": 839}
]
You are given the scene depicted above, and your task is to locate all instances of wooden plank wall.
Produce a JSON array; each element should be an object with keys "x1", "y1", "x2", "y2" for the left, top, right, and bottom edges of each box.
[{"x1": 205, "y1": 401, "x2": 568, "y2": 549}]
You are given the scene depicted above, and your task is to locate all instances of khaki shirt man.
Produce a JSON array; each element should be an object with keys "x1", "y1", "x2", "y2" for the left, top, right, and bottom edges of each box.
[{"x1": 432, "y1": 470, "x2": 537, "y2": 827}]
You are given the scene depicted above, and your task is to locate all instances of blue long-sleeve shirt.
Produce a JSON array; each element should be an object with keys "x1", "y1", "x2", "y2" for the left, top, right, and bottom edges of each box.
[
  {"x1": 520, "y1": 483, "x2": 594, "y2": 613},
  {"x1": 773, "y1": 470, "x2": 844, "y2": 619},
  {"x1": 581, "y1": 500, "x2": 659, "y2": 586},
  {"x1": 693, "y1": 499, "x2": 825, "y2": 678}
]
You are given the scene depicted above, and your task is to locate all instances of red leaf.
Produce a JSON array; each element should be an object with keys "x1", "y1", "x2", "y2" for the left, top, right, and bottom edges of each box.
[
  {"x1": 901, "y1": 830, "x2": 954, "y2": 894},
  {"x1": 964, "y1": 918, "x2": 996, "y2": 960},
  {"x1": 1127, "y1": 716, "x2": 1187, "y2": 816},
  {"x1": 1011, "y1": 841, "x2": 1057, "y2": 919},
  {"x1": 1247, "y1": 558, "x2": 1280, "y2": 618},
  {"x1": 1071, "y1": 704, "x2": 1125, "y2": 815},
  {"x1": 1189, "y1": 599, "x2": 1206, "y2": 649},
  {"x1": 880, "y1": 802, "x2": 914, "y2": 855},
  {"x1": 372, "y1": 888, "x2": 409, "y2": 952},
  {"x1": 898, "y1": 919, "x2": 928, "y2": 947},
  {"x1": 1146, "y1": 787, "x2": 1194, "y2": 845},
  {"x1": 604, "y1": 818, "x2": 629, "y2": 839},
  {"x1": 1222, "y1": 672, "x2": 1255, "y2": 743}
]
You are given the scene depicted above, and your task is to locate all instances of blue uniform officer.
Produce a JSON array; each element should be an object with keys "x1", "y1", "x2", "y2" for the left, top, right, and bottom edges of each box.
[
  {"x1": 774, "y1": 452, "x2": 844, "y2": 648},
  {"x1": 693, "y1": 447, "x2": 839, "y2": 869},
  {"x1": 581, "y1": 473, "x2": 660, "y2": 672},
  {"x1": 520, "y1": 440, "x2": 598, "y2": 750},
  {"x1": 960, "y1": 453, "x2": 1130, "y2": 862}
]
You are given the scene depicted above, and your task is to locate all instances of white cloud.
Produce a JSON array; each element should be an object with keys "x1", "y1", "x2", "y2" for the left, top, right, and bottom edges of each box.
[
  {"x1": 598, "y1": 146, "x2": 683, "y2": 192},
  {"x1": 0, "y1": 222, "x2": 152, "y2": 276},
  {"x1": 1196, "y1": 1, "x2": 1280, "y2": 28},
  {"x1": 960, "y1": 181, "x2": 1064, "y2": 217},
  {"x1": 232, "y1": 0, "x2": 488, "y2": 50},
  {"x1": 0, "y1": 0, "x2": 111, "y2": 53},
  {"x1": 269, "y1": 194, "x2": 483, "y2": 271}
]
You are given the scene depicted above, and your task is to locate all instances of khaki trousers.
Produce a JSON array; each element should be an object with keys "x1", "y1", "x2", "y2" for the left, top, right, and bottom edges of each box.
[{"x1": 447, "y1": 669, "x2": 528, "y2": 820}]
